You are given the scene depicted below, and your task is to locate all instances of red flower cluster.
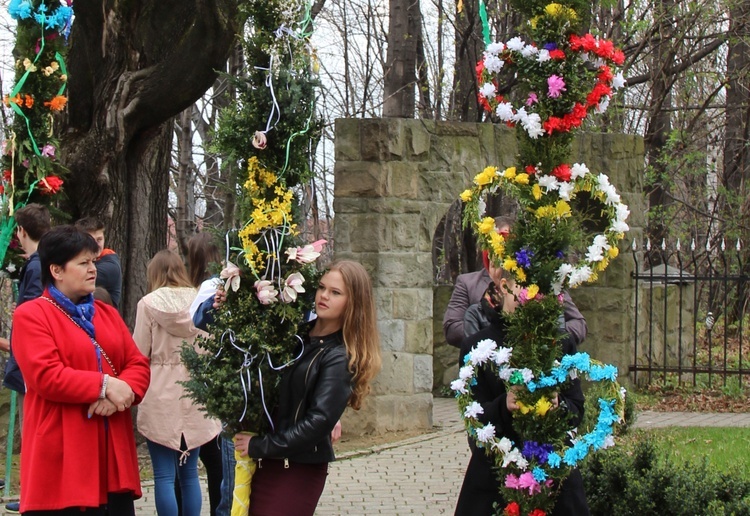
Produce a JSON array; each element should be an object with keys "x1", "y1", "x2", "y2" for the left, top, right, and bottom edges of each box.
[
  {"x1": 542, "y1": 102, "x2": 587, "y2": 135},
  {"x1": 549, "y1": 49, "x2": 565, "y2": 60},
  {"x1": 39, "y1": 175, "x2": 63, "y2": 195},
  {"x1": 525, "y1": 165, "x2": 539, "y2": 175},
  {"x1": 529, "y1": 510, "x2": 547, "y2": 516},
  {"x1": 569, "y1": 33, "x2": 625, "y2": 66}
]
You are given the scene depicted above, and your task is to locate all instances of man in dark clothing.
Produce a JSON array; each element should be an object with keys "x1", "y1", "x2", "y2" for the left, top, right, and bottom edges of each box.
[
  {"x1": 75, "y1": 217, "x2": 122, "y2": 309},
  {"x1": 2, "y1": 203, "x2": 50, "y2": 514}
]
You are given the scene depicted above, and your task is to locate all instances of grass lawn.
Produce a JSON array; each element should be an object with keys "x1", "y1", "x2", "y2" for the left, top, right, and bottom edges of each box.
[{"x1": 622, "y1": 426, "x2": 750, "y2": 478}]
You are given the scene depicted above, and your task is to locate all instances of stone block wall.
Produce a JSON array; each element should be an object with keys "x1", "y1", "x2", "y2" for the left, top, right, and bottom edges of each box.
[{"x1": 333, "y1": 118, "x2": 645, "y2": 434}]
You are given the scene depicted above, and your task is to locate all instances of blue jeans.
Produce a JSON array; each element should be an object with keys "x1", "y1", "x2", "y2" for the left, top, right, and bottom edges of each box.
[
  {"x1": 216, "y1": 434, "x2": 237, "y2": 516},
  {"x1": 147, "y1": 439, "x2": 202, "y2": 516}
]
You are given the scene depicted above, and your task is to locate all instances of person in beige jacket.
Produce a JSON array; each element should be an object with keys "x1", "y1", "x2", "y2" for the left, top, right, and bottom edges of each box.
[{"x1": 133, "y1": 250, "x2": 222, "y2": 516}]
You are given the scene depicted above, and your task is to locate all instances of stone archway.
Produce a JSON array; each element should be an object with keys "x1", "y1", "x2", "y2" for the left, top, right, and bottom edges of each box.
[{"x1": 333, "y1": 118, "x2": 644, "y2": 435}]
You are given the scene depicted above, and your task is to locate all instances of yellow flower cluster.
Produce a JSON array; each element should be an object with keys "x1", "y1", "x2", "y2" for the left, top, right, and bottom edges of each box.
[
  {"x1": 477, "y1": 217, "x2": 506, "y2": 260},
  {"x1": 238, "y1": 158, "x2": 296, "y2": 272},
  {"x1": 503, "y1": 258, "x2": 527, "y2": 283},
  {"x1": 535, "y1": 200, "x2": 571, "y2": 219}
]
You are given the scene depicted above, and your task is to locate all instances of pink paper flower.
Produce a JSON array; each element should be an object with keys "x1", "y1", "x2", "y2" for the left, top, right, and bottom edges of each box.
[
  {"x1": 285, "y1": 239, "x2": 327, "y2": 264},
  {"x1": 280, "y1": 272, "x2": 305, "y2": 303},
  {"x1": 252, "y1": 131, "x2": 267, "y2": 150},
  {"x1": 547, "y1": 75, "x2": 567, "y2": 98},
  {"x1": 517, "y1": 472, "x2": 542, "y2": 495},
  {"x1": 505, "y1": 474, "x2": 521, "y2": 489},
  {"x1": 526, "y1": 92, "x2": 538, "y2": 106},
  {"x1": 254, "y1": 279, "x2": 278, "y2": 305},
  {"x1": 220, "y1": 261, "x2": 242, "y2": 292},
  {"x1": 41, "y1": 144, "x2": 56, "y2": 158}
]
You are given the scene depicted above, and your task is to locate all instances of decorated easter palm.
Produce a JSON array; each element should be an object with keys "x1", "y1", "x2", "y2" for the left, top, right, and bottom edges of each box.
[{"x1": 452, "y1": 2, "x2": 629, "y2": 515}]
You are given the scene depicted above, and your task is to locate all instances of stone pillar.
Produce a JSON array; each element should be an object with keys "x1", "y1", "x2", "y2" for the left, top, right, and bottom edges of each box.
[{"x1": 333, "y1": 119, "x2": 645, "y2": 433}]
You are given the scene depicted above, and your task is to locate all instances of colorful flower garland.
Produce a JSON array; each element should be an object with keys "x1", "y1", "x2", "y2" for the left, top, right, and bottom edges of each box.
[
  {"x1": 453, "y1": 338, "x2": 625, "y2": 512},
  {"x1": 460, "y1": 163, "x2": 629, "y2": 293}
]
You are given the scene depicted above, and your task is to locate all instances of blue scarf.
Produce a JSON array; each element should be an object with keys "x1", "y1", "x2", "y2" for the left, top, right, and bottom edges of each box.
[{"x1": 48, "y1": 285, "x2": 96, "y2": 339}]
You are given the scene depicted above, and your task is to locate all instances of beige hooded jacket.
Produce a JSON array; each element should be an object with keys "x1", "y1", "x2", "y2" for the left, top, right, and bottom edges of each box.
[{"x1": 133, "y1": 286, "x2": 221, "y2": 450}]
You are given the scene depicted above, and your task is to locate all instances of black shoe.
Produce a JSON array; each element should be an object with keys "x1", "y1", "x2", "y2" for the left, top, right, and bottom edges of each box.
[
  {"x1": 5, "y1": 501, "x2": 20, "y2": 513},
  {"x1": 0, "y1": 477, "x2": 4, "y2": 488}
]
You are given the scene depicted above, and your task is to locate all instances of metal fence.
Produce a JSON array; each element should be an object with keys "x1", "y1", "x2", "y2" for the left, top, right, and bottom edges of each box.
[{"x1": 631, "y1": 238, "x2": 749, "y2": 388}]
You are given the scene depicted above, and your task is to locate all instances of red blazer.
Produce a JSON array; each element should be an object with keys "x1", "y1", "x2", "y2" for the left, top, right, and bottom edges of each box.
[{"x1": 12, "y1": 295, "x2": 151, "y2": 512}]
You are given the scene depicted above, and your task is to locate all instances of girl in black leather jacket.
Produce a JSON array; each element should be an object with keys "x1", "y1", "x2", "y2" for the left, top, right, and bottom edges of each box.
[{"x1": 234, "y1": 260, "x2": 382, "y2": 516}]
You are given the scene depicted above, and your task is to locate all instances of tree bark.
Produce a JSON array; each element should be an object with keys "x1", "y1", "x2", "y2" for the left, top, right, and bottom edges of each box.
[
  {"x1": 383, "y1": 0, "x2": 422, "y2": 117},
  {"x1": 59, "y1": 1, "x2": 240, "y2": 326},
  {"x1": 449, "y1": 0, "x2": 484, "y2": 122}
]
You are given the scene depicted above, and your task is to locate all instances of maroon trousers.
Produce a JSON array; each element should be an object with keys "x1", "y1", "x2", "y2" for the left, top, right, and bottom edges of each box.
[{"x1": 249, "y1": 459, "x2": 329, "y2": 516}]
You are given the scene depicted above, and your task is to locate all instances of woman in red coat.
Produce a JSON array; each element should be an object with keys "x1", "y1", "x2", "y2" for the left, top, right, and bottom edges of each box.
[{"x1": 12, "y1": 225, "x2": 151, "y2": 515}]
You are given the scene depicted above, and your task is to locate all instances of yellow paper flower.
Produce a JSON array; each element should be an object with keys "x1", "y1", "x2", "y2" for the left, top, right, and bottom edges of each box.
[
  {"x1": 608, "y1": 246, "x2": 620, "y2": 259},
  {"x1": 515, "y1": 173, "x2": 530, "y2": 185},
  {"x1": 526, "y1": 284, "x2": 539, "y2": 299},
  {"x1": 535, "y1": 205, "x2": 555, "y2": 219},
  {"x1": 532, "y1": 184, "x2": 543, "y2": 200},
  {"x1": 529, "y1": 16, "x2": 539, "y2": 29},
  {"x1": 535, "y1": 396, "x2": 553, "y2": 416},
  {"x1": 503, "y1": 258, "x2": 518, "y2": 272},
  {"x1": 516, "y1": 269, "x2": 527, "y2": 282},
  {"x1": 596, "y1": 258, "x2": 610, "y2": 272},
  {"x1": 502, "y1": 167, "x2": 517, "y2": 180},
  {"x1": 475, "y1": 166, "x2": 497, "y2": 186},
  {"x1": 460, "y1": 189, "x2": 474, "y2": 202},
  {"x1": 545, "y1": 2, "x2": 577, "y2": 19},
  {"x1": 477, "y1": 217, "x2": 497, "y2": 235},
  {"x1": 23, "y1": 58, "x2": 36, "y2": 72},
  {"x1": 516, "y1": 401, "x2": 533, "y2": 415},
  {"x1": 555, "y1": 200, "x2": 571, "y2": 218}
]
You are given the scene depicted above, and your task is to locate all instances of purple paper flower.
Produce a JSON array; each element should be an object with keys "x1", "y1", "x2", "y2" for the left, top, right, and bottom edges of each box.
[
  {"x1": 555, "y1": 250, "x2": 565, "y2": 259},
  {"x1": 544, "y1": 42, "x2": 558, "y2": 51},
  {"x1": 526, "y1": 92, "x2": 538, "y2": 106},
  {"x1": 515, "y1": 248, "x2": 534, "y2": 268},
  {"x1": 522, "y1": 441, "x2": 555, "y2": 464},
  {"x1": 547, "y1": 74, "x2": 567, "y2": 98}
]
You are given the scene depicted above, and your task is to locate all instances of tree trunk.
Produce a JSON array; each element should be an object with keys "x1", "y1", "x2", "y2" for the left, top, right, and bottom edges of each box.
[
  {"x1": 174, "y1": 107, "x2": 197, "y2": 257},
  {"x1": 449, "y1": 0, "x2": 484, "y2": 122},
  {"x1": 59, "y1": 1, "x2": 239, "y2": 326},
  {"x1": 644, "y1": 0, "x2": 676, "y2": 261},
  {"x1": 383, "y1": 0, "x2": 421, "y2": 117}
]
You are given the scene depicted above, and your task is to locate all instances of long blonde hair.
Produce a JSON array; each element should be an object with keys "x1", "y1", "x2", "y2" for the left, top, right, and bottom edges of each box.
[
  {"x1": 147, "y1": 250, "x2": 193, "y2": 292},
  {"x1": 327, "y1": 260, "x2": 382, "y2": 410}
]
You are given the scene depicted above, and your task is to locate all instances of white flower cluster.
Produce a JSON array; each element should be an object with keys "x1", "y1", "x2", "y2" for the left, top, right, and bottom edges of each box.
[{"x1": 451, "y1": 339, "x2": 525, "y2": 397}]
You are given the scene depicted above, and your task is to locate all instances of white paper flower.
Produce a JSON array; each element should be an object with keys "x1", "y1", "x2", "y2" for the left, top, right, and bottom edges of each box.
[
  {"x1": 486, "y1": 42, "x2": 505, "y2": 55},
  {"x1": 451, "y1": 379, "x2": 468, "y2": 394},
  {"x1": 476, "y1": 423, "x2": 496, "y2": 443},
  {"x1": 495, "y1": 102, "x2": 515, "y2": 121},
  {"x1": 464, "y1": 401, "x2": 484, "y2": 419},
  {"x1": 521, "y1": 44, "x2": 539, "y2": 57},
  {"x1": 612, "y1": 71, "x2": 627, "y2": 90},
  {"x1": 479, "y1": 82, "x2": 496, "y2": 99},
  {"x1": 483, "y1": 54, "x2": 505, "y2": 74},
  {"x1": 537, "y1": 174, "x2": 560, "y2": 193},
  {"x1": 494, "y1": 437, "x2": 514, "y2": 454},
  {"x1": 502, "y1": 448, "x2": 526, "y2": 468},
  {"x1": 520, "y1": 368, "x2": 534, "y2": 383},
  {"x1": 569, "y1": 266, "x2": 593, "y2": 287},
  {"x1": 570, "y1": 163, "x2": 589, "y2": 180},
  {"x1": 558, "y1": 182, "x2": 575, "y2": 201},
  {"x1": 506, "y1": 37, "x2": 525, "y2": 52},
  {"x1": 596, "y1": 96, "x2": 611, "y2": 114},
  {"x1": 6, "y1": 263, "x2": 16, "y2": 274},
  {"x1": 468, "y1": 338, "x2": 497, "y2": 365},
  {"x1": 536, "y1": 49, "x2": 551, "y2": 62},
  {"x1": 494, "y1": 346, "x2": 512, "y2": 366},
  {"x1": 459, "y1": 365, "x2": 475, "y2": 381},
  {"x1": 498, "y1": 366, "x2": 513, "y2": 381}
]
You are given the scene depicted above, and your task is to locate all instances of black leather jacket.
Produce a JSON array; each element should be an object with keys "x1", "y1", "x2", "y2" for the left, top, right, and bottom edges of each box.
[{"x1": 248, "y1": 323, "x2": 352, "y2": 464}]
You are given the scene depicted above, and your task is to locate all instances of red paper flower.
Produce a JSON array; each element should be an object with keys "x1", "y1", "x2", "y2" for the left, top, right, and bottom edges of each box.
[
  {"x1": 529, "y1": 510, "x2": 547, "y2": 516},
  {"x1": 39, "y1": 175, "x2": 63, "y2": 195},
  {"x1": 549, "y1": 49, "x2": 565, "y2": 60},
  {"x1": 525, "y1": 165, "x2": 538, "y2": 175},
  {"x1": 552, "y1": 164, "x2": 572, "y2": 181},
  {"x1": 3, "y1": 170, "x2": 12, "y2": 182},
  {"x1": 504, "y1": 502, "x2": 520, "y2": 516}
]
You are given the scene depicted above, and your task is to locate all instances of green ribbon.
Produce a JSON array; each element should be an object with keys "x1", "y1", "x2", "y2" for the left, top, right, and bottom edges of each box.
[
  {"x1": 479, "y1": 0, "x2": 491, "y2": 45},
  {"x1": 55, "y1": 51, "x2": 68, "y2": 96},
  {"x1": 0, "y1": 179, "x2": 41, "y2": 267}
]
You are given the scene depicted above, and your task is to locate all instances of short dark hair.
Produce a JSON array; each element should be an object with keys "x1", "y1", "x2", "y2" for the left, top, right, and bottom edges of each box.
[
  {"x1": 74, "y1": 216, "x2": 105, "y2": 233},
  {"x1": 38, "y1": 226, "x2": 101, "y2": 286},
  {"x1": 14, "y1": 203, "x2": 51, "y2": 241}
]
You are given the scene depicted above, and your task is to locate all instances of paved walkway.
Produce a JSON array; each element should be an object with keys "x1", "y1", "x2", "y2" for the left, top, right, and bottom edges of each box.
[
  {"x1": 139, "y1": 399, "x2": 750, "y2": 515},
  {"x1": 6, "y1": 400, "x2": 750, "y2": 514}
]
